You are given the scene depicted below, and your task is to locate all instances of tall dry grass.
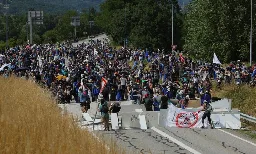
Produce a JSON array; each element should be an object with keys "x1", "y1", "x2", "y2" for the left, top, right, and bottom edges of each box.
[
  {"x1": 0, "y1": 76, "x2": 121, "y2": 154},
  {"x1": 212, "y1": 84, "x2": 256, "y2": 117}
]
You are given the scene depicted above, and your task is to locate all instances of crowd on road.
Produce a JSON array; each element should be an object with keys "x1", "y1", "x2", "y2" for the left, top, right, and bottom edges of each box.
[{"x1": 1, "y1": 37, "x2": 256, "y2": 115}]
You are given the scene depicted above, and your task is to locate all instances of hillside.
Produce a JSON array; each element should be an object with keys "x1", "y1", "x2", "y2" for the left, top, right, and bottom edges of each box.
[
  {"x1": 0, "y1": 76, "x2": 120, "y2": 154},
  {"x1": 0, "y1": 0, "x2": 104, "y2": 14},
  {"x1": 0, "y1": 0, "x2": 191, "y2": 15}
]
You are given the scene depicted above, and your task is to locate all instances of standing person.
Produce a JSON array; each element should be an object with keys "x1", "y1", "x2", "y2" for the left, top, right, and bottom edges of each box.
[
  {"x1": 109, "y1": 102, "x2": 121, "y2": 116},
  {"x1": 201, "y1": 101, "x2": 213, "y2": 129},
  {"x1": 120, "y1": 75, "x2": 127, "y2": 100},
  {"x1": 143, "y1": 94, "x2": 153, "y2": 111},
  {"x1": 153, "y1": 97, "x2": 160, "y2": 111},
  {"x1": 99, "y1": 99, "x2": 110, "y2": 131},
  {"x1": 203, "y1": 90, "x2": 211, "y2": 104},
  {"x1": 160, "y1": 93, "x2": 168, "y2": 109},
  {"x1": 79, "y1": 88, "x2": 87, "y2": 113}
]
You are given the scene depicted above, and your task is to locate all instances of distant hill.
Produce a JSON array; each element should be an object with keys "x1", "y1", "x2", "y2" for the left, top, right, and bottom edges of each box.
[
  {"x1": 0, "y1": 0, "x2": 104, "y2": 15},
  {"x1": 0, "y1": 0, "x2": 191, "y2": 15}
]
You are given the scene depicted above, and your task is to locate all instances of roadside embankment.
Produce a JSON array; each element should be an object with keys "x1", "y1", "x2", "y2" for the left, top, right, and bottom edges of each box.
[{"x1": 0, "y1": 76, "x2": 120, "y2": 154}]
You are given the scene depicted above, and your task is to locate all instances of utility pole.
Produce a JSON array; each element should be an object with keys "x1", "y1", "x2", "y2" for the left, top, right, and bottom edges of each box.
[
  {"x1": 4, "y1": 0, "x2": 9, "y2": 51},
  {"x1": 29, "y1": 15, "x2": 33, "y2": 44},
  {"x1": 172, "y1": 3, "x2": 174, "y2": 46},
  {"x1": 124, "y1": 4, "x2": 127, "y2": 48},
  {"x1": 28, "y1": 11, "x2": 43, "y2": 45},
  {"x1": 250, "y1": 0, "x2": 253, "y2": 66}
]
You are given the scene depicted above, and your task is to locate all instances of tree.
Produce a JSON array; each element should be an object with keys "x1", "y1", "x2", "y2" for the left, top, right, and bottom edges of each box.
[
  {"x1": 183, "y1": 0, "x2": 255, "y2": 63},
  {"x1": 97, "y1": 0, "x2": 182, "y2": 50}
]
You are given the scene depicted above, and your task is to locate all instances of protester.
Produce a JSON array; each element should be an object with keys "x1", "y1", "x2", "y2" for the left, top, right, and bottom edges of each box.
[
  {"x1": 201, "y1": 100, "x2": 213, "y2": 129},
  {"x1": 109, "y1": 102, "x2": 121, "y2": 116},
  {"x1": 1, "y1": 37, "x2": 256, "y2": 112},
  {"x1": 99, "y1": 99, "x2": 110, "y2": 131}
]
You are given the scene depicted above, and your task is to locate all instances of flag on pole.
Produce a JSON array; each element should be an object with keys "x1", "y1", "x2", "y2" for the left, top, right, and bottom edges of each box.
[
  {"x1": 179, "y1": 53, "x2": 185, "y2": 63},
  {"x1": 100, "y1": 77, "x2": 108, "y2": 93},
  {"x1": 213, "y1": 53, "x2": 221, "y2": 64}
]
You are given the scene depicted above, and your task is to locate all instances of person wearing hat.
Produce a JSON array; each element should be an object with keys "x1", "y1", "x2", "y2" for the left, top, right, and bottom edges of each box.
[{"x1": 201, "y1": 100, "x2": 213, "y2": 129}]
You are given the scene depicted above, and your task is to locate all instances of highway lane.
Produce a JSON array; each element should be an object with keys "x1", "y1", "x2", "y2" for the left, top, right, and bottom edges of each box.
[
  {"x1": 71, "y1": 34, "x2": 108, "y2": 47},
  {"x1": 60, "y1": 102, "x2": 256, "y2": 154}
]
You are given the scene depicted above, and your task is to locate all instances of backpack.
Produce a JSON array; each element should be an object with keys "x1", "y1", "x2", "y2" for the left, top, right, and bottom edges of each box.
[{"x1": 101, "y1": 103, "x2": 109, "y2": 113}]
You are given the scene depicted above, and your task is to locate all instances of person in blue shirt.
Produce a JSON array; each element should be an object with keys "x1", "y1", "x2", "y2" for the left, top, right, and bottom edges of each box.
[
  {"x1": 203, "y1": 91, "x2": 211, "y2": 104},
  {"x1": 153, "y1": 97, "x2": 160, "y2": 111}
]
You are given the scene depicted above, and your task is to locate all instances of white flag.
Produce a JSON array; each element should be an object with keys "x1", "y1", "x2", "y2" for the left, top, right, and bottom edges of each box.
[{"x1": 213, "y1": 53, "x2": 221, "y2": 64}]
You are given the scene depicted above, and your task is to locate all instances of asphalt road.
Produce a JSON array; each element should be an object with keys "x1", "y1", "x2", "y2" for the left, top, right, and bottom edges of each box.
[
  {"x1": 59, "y1": 102, "x2": 256, "y2": 154},
  {"x1": 72, "y1": 34, "x2": 109, "y2": 47}
]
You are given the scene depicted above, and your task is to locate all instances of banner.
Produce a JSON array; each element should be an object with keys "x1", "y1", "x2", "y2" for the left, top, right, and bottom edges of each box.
[
  {"x1": 100, "y1": 77, "x2": 108, "y2": 93},
  {"x1": 166, "y1": 104, "x2": 204, "y2": 128}
]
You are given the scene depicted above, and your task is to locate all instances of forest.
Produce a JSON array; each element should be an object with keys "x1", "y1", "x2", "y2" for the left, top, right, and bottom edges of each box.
[{"x1": 0, "y1": 0, "x2": 255, "y2": 62}]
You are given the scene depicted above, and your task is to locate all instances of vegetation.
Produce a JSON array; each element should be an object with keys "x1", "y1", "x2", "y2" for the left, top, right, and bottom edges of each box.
[
  {"x1": 0, "y1": 8, "x2": 102, "y2": 50},
  {"x1": 0, "y1": 76, "x2": 121, "y2": 154},
  {"x1": 212, "y1": 84, "x2": 256, "y2": 117},
  {"x1": 183, "y1": 0, "x2": 256, "y2": 63},
  {"x1": 97, "y1": 0, "x2": 183, "y2": 50},
  {"x1": 0, "y1": 0, "x2": 255, "y2": 63}
]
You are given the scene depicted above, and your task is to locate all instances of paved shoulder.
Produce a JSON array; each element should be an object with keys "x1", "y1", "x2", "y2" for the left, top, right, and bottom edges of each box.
[
  {"x1": 96, "y1": 129, "x2": 192, "y2": 154},
  {"x1": 155, "y1": 127, "x2": 256, "y2": 154}
]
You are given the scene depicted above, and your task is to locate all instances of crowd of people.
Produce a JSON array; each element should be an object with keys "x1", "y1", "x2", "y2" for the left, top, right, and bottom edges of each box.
[{"x1": 1, "y1": 37, "x2": 256, "y2": 115}]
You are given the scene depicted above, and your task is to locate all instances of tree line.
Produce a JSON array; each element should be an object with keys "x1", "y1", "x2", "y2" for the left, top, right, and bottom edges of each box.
[
  {"x1": 0, "y1": 0, "x2": 255, "y2": 63},
  {"x1": 97, "y1": 0, "x2": 255, "y2": 63},
  {"x1": 0, "y1": 8, "x2": 101, "y2": 50}
]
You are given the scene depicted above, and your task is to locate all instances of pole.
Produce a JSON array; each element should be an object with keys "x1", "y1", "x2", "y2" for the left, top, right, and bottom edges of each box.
[
  {"x1": 26, "y1": 22, "x2": 29, "y2": 42},
  {"x1": 6, "y1": 9, "x2": 8, "y2": 49},
  {"x1": 172, "y1": 4, "x2": 174, "y2": 46},
  {"x1": 124, "y1": 5, "x2": 127, "y2": 48},
  {"x1": 5, "y1": 0, "x2": 9, "y2": 51},
  {"x1": 74, "y1": 25, "x2": 77, "y2": 38},
  {"x1": 250, "y1": 0, "x2": 253, "y2": 66},
  {"x1": 29, "y1": 16, "x2": 33, "y2": 44}
]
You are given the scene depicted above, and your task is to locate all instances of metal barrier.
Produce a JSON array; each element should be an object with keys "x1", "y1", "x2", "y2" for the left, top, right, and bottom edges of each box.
[{"x1": 240, "y1": 113, "x2": 256, "y2": 123}]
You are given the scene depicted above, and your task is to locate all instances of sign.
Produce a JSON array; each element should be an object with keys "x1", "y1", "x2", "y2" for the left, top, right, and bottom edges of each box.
[
  {"x1": 28, "y1": 11, "x2": 43, "y2": 25},
  {"x1": 166, "y1": 104, "x2": 204, "y2": 128},
  {"x1": 71, "y1": 17, "x2": 80, "y2": 26}
]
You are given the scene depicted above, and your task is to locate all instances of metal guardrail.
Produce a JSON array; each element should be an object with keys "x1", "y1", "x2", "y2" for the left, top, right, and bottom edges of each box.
[{"x1": 240, "y1": 113, "x2": 256, "y2": 123}]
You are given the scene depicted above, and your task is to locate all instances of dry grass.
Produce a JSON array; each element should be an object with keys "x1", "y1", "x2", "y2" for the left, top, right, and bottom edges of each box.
[
  {"x1": 0, "y1": 76, "x2": 122, "y2": 154},
  {"x1": 212, "y1": 82, "x2": 256, "y2": 133},
  {"x1": 212, "y1": 83, "x2": 256, "y2": 117}
]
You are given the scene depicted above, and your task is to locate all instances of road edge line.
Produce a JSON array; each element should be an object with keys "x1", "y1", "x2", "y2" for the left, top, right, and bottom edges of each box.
[
  {"x1": 151, "y1": 127, "x2": 201, "y2": 154},
  {"x1": 218, "y1": 129, "x2": 256, "y2": 147}
]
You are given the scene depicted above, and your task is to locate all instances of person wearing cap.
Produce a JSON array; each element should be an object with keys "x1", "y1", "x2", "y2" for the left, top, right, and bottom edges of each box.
[{"x1": 201, "y1": 100, "x2": 213, "y2": 129}]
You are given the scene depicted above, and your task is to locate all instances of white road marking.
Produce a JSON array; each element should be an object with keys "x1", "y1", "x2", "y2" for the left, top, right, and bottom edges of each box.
[
  {"x1": 151, "y1": 127, "x2": 202, "y2": 154},
  {"x1": 218, "y1": 129, "x2": 256, "y2": 147}
]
